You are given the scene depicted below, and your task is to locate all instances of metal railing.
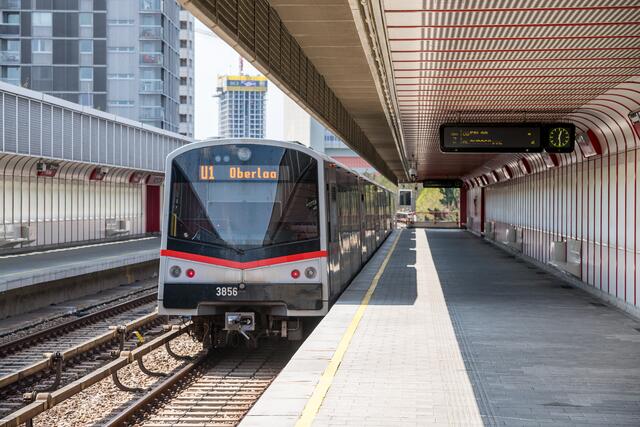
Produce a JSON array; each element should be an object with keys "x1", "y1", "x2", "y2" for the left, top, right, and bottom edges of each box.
[
  {"x1": 0, "y1": 77, "x2": 20, "y2": 86},
  {"x1": 0, "y1": 24, "x2": 19, "y2": 36},
  {"x1": 140, "y1": 79, "x2": 163, "y2": 93},
  {"x1": 140, "y1": 107, "x2": 165, "y2": 120},
  {"x1": 140, "y1": 53, "x2": 163, "y2": 65},
  {"x1": 0, "y1": 0, "x2": 20, "y2": 9},
  {"x1": 140, "y1": 26, "x2": 162, "y2": 39},
  {"x1": 0, "y1": 51, "x2": 20, "y2": 64},
  {"x1": 140, "y1": 0, "x2": 162, "y2": 12},
  {"x1": 418, "y1": 209, "x2": 460, "y2": 223}
]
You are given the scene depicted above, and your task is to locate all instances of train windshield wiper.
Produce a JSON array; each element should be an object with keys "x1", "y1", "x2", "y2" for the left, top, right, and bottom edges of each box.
[{"x1": 189, "y1": 225, "x2": 245, "y2": 255}]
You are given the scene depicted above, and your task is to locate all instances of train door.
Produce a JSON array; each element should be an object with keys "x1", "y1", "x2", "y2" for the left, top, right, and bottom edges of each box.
[
  {"x1": 325, "y1": 165, "x2": 341, "y2": 300},
  {"x1": 349, "y1": 174, "x2": 360, "y2": 279},
  {"x1": 358, "y1": 178, "x2": 366, "y2": 265},
  {"x1": 145, "y1": 184, "x2": 161, "y2": 233},
  {"x1": 358, "y1": 179, "x2": 369, "y2": 265},
  {"x1": 336, "y1": 168, "x2": 352, "y2": 289}
]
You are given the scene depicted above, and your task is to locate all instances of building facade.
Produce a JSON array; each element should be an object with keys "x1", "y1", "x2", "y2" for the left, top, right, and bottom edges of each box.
[
  {"x1": 178, "y1": 8, "x2": 193, "y2": 137},
  {"x1": 0, "y1": 0, "x2": 193, "y2": 134},
  {"x1": 217, "y1": 74, "x2": 266, "y2": 139},
  {"x1": 283, "y1": 96, "x2": 374, "y2": 174}
]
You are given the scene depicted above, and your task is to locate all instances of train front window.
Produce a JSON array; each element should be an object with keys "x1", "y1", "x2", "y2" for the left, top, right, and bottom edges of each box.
[{"x1": 169, "y1": 145, "x2": 319, "y2": 251}]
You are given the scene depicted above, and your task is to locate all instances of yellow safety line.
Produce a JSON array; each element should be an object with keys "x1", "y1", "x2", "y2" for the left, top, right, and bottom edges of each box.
[{"x1": 295, "y1": 231, "x2": 402, "y2": 427}]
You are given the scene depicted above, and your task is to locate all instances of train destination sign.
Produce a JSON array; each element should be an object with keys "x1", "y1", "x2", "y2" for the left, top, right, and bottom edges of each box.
[
  {"x1": 440, "y1": 123, "x2": 575, "y2": 153},
  {"x1": 199, "y1": 165, "x2": 280, "y2": 181}
]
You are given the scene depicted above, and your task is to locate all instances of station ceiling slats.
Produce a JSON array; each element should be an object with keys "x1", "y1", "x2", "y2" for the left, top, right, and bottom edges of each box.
[{"x1": 382, "y1": 0, "x2": 640, "y2": 179}]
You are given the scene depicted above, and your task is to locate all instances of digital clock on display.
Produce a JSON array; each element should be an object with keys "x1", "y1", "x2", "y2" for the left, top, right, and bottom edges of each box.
[{"x1": 543, "y1": 124, "x2": 575, "y2": 153}]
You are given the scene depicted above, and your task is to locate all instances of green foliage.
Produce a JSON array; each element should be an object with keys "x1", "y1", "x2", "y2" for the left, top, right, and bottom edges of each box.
[
  {"x1": 440, "y1": 187, "x2": 460, "y2": 208},
  {"x1": 416, "y1": 188, "x2": 444, "y2": 212},
  {"x1": 416, "y1": 187, "x2": 460, "y2": 221}
]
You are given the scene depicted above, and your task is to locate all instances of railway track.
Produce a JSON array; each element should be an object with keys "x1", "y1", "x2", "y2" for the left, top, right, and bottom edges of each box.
[
  {"x1": 0, "y1": 290, "x2": 157, "y2": 357},
  {"x1": 106, "y1": 341, "x2": 298, "y2": 427},
  {"x1": 0, "y1": 292, "x2": 163, "y2": 418}
]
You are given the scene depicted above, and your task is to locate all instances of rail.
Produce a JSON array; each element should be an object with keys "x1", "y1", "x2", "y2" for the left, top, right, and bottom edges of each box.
[
  {"x1": 104, "y1": 352, "x2": 207, "y2": 427},
  {"x1": 0, "y1": 311, "x2": 158, "y2": 390},
  {"x1": 104, "y1": 342, "x2": 295, "y2": 426},
  {"x1": 0, "y1": 291, "x2": 156, "y2": 358},
  {"x1": 0, "y1": 323, "x2": 192, "y2": 427}
]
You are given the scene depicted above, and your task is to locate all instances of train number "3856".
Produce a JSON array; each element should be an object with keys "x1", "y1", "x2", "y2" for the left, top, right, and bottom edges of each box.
[{"x1": 215, "y1": 286, "x2": 239, "y2": 297}]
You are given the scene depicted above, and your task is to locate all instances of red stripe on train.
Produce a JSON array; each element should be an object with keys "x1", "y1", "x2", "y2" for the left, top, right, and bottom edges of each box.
[{"x1": 160, "y1": 249, "x2": 328, "y2": 269}]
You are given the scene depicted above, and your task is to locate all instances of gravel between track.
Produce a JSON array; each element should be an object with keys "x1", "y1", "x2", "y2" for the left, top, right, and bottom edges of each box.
[{"x1": 32, "y1": 334, "x2": 202, "y2": 427}]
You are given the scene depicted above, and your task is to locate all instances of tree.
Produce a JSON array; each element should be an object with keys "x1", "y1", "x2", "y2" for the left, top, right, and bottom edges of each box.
[
  {"x1": 439, "y1": 188, "x2": 460, "y2": 208},
  {"x1": 416, "y1": 188, "x2": 444, "y2": 219}
]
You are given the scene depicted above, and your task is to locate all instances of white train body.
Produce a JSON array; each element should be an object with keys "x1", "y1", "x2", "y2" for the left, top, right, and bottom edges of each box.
[{"x1": 158, "y1": 139, "x2": 394, "y2": 329}]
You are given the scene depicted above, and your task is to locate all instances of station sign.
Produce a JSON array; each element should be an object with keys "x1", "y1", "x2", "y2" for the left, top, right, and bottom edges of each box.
[
  {"x1": 440, "y1": 123, "x2": 575, "y2": 154},
  {"x1": 422, "y1": 179, "x2": 462, "y2": 188}
]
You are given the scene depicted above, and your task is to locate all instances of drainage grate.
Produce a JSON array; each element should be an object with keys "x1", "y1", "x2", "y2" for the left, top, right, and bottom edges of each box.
[{"x1": 589, "y1": 302, "x2": 606, "y2": 307}]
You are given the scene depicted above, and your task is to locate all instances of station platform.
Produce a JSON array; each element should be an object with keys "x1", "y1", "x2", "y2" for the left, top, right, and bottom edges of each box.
[
  {"x1": 0, "y1": 237, "x2": 160, "y2": 292},
  {"x1": 0, "y1": 237, "x2": 160, "y2": 318},
  {"x1": 242, "y1": 229, "x2": 640, "y2": 426}
]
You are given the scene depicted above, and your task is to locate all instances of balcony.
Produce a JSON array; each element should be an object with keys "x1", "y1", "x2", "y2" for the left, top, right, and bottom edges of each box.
[
  {"x1": 140, "y1": 26, "x2": 162, "y2": 39},
  {"x1": 0, "y1": 0, "x2": 20, "y2": 9},
  {"x1": 0, "y1": 24, "x2": 19, "y2": 36},
  {"x1": 140, "y1": 53, "x2": 162, "y2": 65},
  {"x1": 140, "y1": 106, "x2": 164, "y2": 120},
  {"x1": 1, "y1": 77, "x2": 20, "y2": 86},
  {"x1": 139, "y1": 79, "x2": 163, "y2": 93},
  {"x1": 140, "y1": 0, "x2": 162, "y2": 12},
  {"x1": 0, "y1": 51, "x2": 20, "y2": 64}
]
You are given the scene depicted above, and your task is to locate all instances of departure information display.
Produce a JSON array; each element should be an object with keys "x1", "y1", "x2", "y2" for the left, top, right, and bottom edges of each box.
[
  {"x1": 440, "y1": 123, "x2": 575, "y2": 153},
  {"x1": 441, "y1": 124, "x2": 540, "y2": 152},
  {"x1": 422, "y1": 179, "x2": 462, "y2": 188}
]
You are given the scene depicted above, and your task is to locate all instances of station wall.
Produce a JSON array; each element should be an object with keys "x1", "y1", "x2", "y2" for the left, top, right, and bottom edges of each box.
[
  {"x1": 466, "y1": 146, "x2": 640, "y2": 310},
  {"x1": 0, "y1": 158, "x2": 163, "y2": 251},
  {"x1": 463, "y1": 80, "x2": 640, "y2": 310}
]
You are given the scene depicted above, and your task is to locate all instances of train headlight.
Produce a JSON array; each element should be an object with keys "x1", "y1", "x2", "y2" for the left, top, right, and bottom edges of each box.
[
  {"x1": 169, "y1": 265, "x2": 181, "y2": 278},
  {"x1": 237, "y1": 147, "x2": 252, "y2": 161},
  {"x1": 304, "y1": 267, "x2": 317, "y2": 279},
  {"x1": 186, "y1": 268, "x2": 196, "y2": 278},
  {"x1": 291, "y1": 269, "x2": 301, "y2": 279}
]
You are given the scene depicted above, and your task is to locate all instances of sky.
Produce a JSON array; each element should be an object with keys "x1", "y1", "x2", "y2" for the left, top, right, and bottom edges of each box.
[{"x1": 194, "y1": 19, "x2": 292, "y2": 141}]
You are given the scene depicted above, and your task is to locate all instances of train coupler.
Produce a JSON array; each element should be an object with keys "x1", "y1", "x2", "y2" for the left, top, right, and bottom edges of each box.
[{"x1": 224, "y1": 312, "x2": 255, "y2": 340}]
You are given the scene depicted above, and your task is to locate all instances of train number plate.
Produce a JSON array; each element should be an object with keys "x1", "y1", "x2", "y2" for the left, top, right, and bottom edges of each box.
[{"x1": 215, "y1": 286, "x2": 239, "y2": 297}]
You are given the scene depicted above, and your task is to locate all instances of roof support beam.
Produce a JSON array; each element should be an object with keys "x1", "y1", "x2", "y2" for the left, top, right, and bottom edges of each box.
[{"x1": 180, "y1": 0, "x2": 399, "y2": 182}]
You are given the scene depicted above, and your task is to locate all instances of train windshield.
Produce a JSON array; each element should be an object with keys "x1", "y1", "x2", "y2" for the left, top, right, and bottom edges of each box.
[{"x1": 169, "y1": 144, "x2": 319, "y2": 252}]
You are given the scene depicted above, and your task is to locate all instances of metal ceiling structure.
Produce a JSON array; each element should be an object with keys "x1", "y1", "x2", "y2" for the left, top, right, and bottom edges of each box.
[
  {"x1": 182, "y1": 0, "x2": 640, "y2": 182},
  {"x1": 382, "y1": 0, "x2": 640, "y2": 180}
]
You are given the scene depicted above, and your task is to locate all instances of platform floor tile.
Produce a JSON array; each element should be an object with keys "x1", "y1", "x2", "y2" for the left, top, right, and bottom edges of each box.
[{"x1": 242, "y1": 229, "x2": 640, "y2": 427}]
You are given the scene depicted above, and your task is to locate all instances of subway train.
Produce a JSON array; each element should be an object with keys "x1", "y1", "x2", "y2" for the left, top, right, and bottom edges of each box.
[{"x1": 158, "y1": 139, "x2": 394, "y2": 347}]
